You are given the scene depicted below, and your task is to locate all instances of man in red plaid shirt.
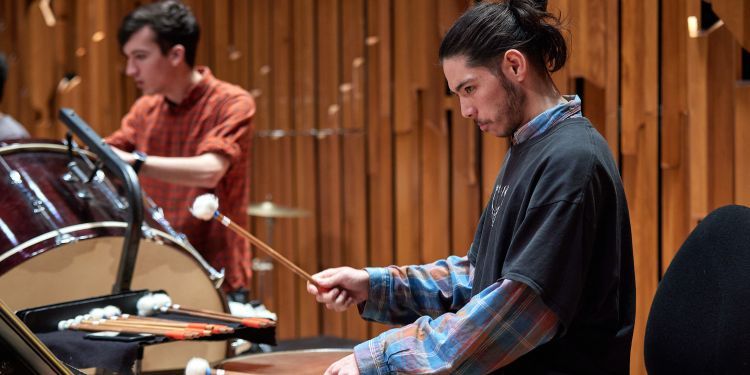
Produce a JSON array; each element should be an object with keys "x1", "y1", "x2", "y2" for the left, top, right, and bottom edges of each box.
[{"x1": 107, "y1": 0, "x2": 254, "y2": 301}]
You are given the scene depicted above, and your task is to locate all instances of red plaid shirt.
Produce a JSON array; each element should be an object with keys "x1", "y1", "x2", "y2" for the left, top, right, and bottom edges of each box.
[{"x1": 107, "y1": 67, "x2": 254, "y2": 292}]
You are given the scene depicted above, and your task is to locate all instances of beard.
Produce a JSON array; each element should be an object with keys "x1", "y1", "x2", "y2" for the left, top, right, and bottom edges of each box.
[{"x1": 474, "y1": 74, "x2": 526, "y2": 137}]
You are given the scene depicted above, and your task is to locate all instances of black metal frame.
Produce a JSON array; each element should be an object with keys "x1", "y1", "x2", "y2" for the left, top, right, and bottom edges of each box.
[{"x1": 58, "y1": 108, "x2": 143, "y2": 294}]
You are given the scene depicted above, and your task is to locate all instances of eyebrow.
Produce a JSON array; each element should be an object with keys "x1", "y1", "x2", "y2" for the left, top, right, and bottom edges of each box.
[{"x1": 453, "y1": 78, "x2": 474, "y2": 94}]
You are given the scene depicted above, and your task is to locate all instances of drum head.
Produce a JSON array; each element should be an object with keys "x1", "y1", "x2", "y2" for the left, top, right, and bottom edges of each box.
[{"x1": 221, "y1": 349, "x2": 353, "y2": 374}]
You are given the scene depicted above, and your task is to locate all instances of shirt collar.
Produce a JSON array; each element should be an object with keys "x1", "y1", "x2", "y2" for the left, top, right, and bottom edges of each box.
[
  {"x1": 511, "y1": 95, "x2": 582, "y2": 145},
  {"x1": 165, "y1": 66, "x2": 213, "y2": 109}
]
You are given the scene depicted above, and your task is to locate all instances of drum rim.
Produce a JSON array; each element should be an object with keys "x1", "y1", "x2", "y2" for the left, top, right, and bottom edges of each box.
[
  {"x1": 1, "y1": 222, "x2": 215, "y2": 279},
  {"x1": 0, "y1": 142, "x2": 96, "y2": 158},
  {"x1": 224, "y1": 348, "x2": 354, "y2": 359}
]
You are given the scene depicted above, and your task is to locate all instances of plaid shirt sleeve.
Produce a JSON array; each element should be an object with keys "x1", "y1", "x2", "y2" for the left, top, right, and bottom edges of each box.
[
  {"x1": 195, "y1": 94, "x2": 255, "y2": 163},
  {"x1": 359, "y1": 255, "x2": 474, "y2": 325},
  {"x1": 354, "y1": 270, "x2": 559, "y2": 374}
]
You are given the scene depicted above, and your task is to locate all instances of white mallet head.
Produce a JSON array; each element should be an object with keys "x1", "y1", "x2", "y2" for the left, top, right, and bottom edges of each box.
[
  {"x1": 102, "y1": 305, "x2": 121, "y2": 319},
  {"x1": 185, "y1": 357, "x2": 211, "y2": 375},
  {"x1": 191, "y1": 194, "x2": 219, "y2": 221},
  {"x1": 152, "y1": 293, "x2": 173, "y2": 309},
  {"x1": 137, "y1": 294, "x2": 156, "y2": 316}
]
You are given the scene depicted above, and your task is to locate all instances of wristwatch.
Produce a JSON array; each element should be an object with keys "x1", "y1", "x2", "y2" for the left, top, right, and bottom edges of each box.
[{"x1": 132, "y1": 150, "x2": 147, "y2": 174}]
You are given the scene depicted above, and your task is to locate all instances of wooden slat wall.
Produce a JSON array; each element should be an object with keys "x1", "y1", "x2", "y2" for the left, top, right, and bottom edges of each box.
[
  {"x1": 621, "y1": 1, "x2": 659, "y2": 374},
  {"x1": 2, "y1": 1, "x2": 750, "y2": 372}
]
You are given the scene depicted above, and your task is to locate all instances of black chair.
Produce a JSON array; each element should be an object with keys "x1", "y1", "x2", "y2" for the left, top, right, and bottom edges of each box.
[{"x1": 644, "y1": 205, "x2": 750, "y2": 374}]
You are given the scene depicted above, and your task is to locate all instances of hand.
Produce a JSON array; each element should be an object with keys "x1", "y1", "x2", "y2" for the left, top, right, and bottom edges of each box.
[
  {"x1": 324, "y1": 354, "x2": 360, "y2": 375},
  {"x1": 307, "y1": 267, "x2": 369, "y2": 312},
  {"x1": 110, "y1": 146, "x2": 134, "y2": 164}
]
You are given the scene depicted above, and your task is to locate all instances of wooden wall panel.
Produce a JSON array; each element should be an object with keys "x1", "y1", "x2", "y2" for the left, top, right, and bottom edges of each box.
[
  {"x1": 248, "y1": 0, "x2": 275, "y2": 322},
  {"x1": 364, "y1": 0, "x2": 394, "y2": 337},
  {"x1": 440, "y1": 0, "x2": 481, "y2": 256},
  {"x1": 341, "y1": 0, "x2": 369, "y2": 341},
  {"x1": 268, "y1": 0, "x2": 296, "y2": 340},
  {"x1": 621, "y1": 1, "x2": 659, "y2": 374},
  {"x1": 414, "y1": 0, "x2": 450, "y2": 265},
  {"x1": 687, "y1": 1, "x2": 710, "y2": 228},
  {"x1": 316, "y1": 0, "x2": 345, "y2": 339},
  {"x1": 706, "y1": 26, "x2": 738, "y2": 208},
  {"x1": 291, "y1": 0, "x2": 320, "y2": 339},
  {"x1": 736, "y1": 84, "x2": 750, "y2": 206},
  {"x1": 661, "y1": 0, "x2": 691, "y2": 270},
  {"x1": 393, "y1": 0, "x2": 421, "y2": 266}
]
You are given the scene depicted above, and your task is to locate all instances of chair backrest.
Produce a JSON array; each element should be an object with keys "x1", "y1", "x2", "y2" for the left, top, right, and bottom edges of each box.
[{"x1": 644, "y1": 205, "x2": 750, "y2": 374}]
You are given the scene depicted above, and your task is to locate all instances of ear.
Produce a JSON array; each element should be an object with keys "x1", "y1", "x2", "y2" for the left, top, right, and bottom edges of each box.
[
  {"x1": 168, "y1": 44, "x2": 187, "y2": 66},
  {"x1": 501, "y1": 49, "x2": 528, "y2": 83}
]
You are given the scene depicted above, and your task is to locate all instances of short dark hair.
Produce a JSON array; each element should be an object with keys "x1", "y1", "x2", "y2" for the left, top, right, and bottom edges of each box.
[
  {"x1": 118, "y1": 0, "x2": 200, "y2": 67},
  {"x1": 439, "y1": 0, "x2": 567, "y2": 75},
  {"x1": 0, "y1": 53, "x2": 7, "y2": 102}
]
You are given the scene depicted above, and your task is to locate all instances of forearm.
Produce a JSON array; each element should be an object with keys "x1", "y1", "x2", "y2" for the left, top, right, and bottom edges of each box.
[
  {"x1": 355, "y1": 279, "x2": 559, "y2": 374},
  {"x1": 138, "y1": 153, "x2": 229, "y2": 188},
  {"x1": 112, "y1": 146, "x2": 231, "y2": 188},
  {"x1": 361, "y1": 255, "x2": 473, "y2": 325}
]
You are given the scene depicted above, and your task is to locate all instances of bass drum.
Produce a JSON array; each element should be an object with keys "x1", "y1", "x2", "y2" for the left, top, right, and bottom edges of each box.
[{"x1": 0, "y1": 141, "x2": 228, "y2": 372}]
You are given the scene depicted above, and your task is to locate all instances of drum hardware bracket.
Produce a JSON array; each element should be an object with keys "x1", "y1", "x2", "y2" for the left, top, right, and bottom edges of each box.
[
  {"x1": 54, "y1": 231, "x2": 77, "y2": 246},
  {"x1": 8, "y1": 170, "x2": 22, "y2": 185},
  {"x1": 0, "y1": 155, "x2": 22, "y2": 185}
]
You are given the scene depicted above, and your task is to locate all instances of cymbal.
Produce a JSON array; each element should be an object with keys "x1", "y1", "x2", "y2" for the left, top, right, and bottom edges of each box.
[{"x1": 247, "y1": 201, "x2": 310, "y2": 218}]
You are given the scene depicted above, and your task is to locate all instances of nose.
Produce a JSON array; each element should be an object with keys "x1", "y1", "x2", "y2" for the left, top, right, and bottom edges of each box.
[
  {"x1": 125, "y1": 58, "x2": 137, "y2": 77},
  {"x1": 460, "y1": 99, "x2": 476, "y2": 119}
]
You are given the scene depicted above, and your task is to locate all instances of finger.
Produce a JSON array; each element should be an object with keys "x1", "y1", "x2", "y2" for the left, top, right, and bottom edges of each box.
[
  {"x1": 319, "y1": 288, "x2": 342, "y2": 305},
  {"x1": 335, "y1": 290, "x2": 348, "y2": 305},
  {"x1": 320, "y1": 287, "x2": 341, "y2": 302},
  {"x1": 306, "y1": 281, "x2": 319, "y2": 295},
  {"x1": 344, "y1": 296, "x2": 354, "y2": 308},
  {"x1": 314, "y1": 267, "x2": 350, "y2": 288}
]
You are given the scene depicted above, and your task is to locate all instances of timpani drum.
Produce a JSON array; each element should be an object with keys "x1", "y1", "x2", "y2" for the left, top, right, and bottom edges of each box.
[
  {"x1": 220, "y1": 349, "x2": 353, "y2": 374},
  {"x1": 0, "y1": 141, "x2": 228, "y2": 371}
]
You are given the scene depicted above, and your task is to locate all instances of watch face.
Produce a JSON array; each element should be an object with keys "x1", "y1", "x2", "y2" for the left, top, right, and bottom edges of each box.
[{"x1": 133, "y1": 151, "x2": 147, "y2": 162}]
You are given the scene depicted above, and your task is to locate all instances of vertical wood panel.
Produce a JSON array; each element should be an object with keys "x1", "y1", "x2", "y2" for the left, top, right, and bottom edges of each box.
[
  {"x1": 440, "y1": 0, "x2": 479, "y2": 256},
  {"x1": 706, "y1": 26, "x2": 738, "y2": 208},
  {"x1": 249, "y1": 0, "x2": 275, "y2": 319},
  {"x1": 686, "y1": 1, "x2": 710, "y2": 228},
  {"x1": 393, "y1": 0, "x2": 421, "y2": 266},
  {"x1": 269, "y1": 0, "x2": 296, "y2": 340},
  {"x1": 292, "y1": 0, "x2": 320, "y2": 339},
  {"x1": 414, "y1": 0, "x2": 450, "y2": 265},
  {"x1": 365, "y1": 0, "x2": 395, "y2": 337},
  {"x1": 317, "y1": 0, "x2": 345, "y2": 338},
  {"x1": 341, "y1": 0, "x2": 369, "y2": 341},
  {"x1": 736, "y1": 84, "x2": 750, "y2": 206},
  {"x1": 603, "y1": 0, "x2": 619, "y2": 155},
  {"x1": 660, "y1": 0, "x2": 690, "y2": 269},
  {"x1": 621, "y1": 1, "x2": 659, "y2": 374},
  {"x1": 734, "y1": 81, "x2": 750, "y2": 206}
]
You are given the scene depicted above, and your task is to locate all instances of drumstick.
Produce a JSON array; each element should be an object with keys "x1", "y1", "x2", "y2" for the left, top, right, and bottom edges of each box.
[
  {"x1": 190, "y1": 194, "x2": 320, "y2": 287},
  {"x1": 168, "y1": 304, "x2": 272, "y2": 323},
  {"x1": 162, "y1": 306, "x2": 275, "y2": 328},
  {"x1": 69, "y1": 321, "x2": 200, "y2": 340},
  {"x1": 186, "y1": 357, "x2": 248, "y2": 375},
  {"x1": 122, "y1": 314, "x2": 234, "y2": 334}
]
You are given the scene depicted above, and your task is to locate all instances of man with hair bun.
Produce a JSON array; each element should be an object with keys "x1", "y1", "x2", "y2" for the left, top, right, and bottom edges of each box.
[{"x1": 308, "y1": 0, "x2": 635, "y2": 374}]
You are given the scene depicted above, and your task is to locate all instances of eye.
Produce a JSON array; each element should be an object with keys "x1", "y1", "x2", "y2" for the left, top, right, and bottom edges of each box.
[{"x1": 464, "y1": 86, "x2": 475, "y2": 94}]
